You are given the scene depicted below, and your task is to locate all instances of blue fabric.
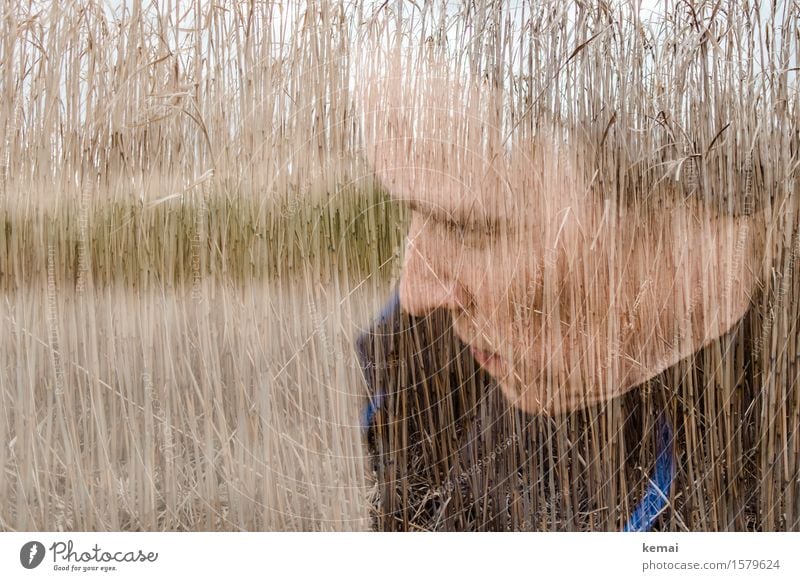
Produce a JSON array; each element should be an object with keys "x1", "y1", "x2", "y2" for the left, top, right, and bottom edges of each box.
[
  {"x1": 622, "y1": 412, "x2": 675, "y2": 532},
  {"x1": 356, "y1": 291, "x2": 398, "y2": 431},
  {"x1": 360, "y1": 394, "x2": 382, "y2": 433}
]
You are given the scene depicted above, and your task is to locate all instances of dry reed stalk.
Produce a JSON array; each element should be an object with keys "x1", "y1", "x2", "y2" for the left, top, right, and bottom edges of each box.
[{"x1": 0, "y1": 0, "x2": 798, "y2": 531}]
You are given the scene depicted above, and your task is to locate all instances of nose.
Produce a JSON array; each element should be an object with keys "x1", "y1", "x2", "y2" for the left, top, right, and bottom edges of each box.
[{"x1": 398, "y1": 221, "x2": 467, "y2": 316}]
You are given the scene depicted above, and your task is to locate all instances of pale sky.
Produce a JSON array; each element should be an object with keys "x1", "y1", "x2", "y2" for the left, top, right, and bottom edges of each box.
[{"x1": 92, "y1": 1, "x2": 797, "y2": 117}]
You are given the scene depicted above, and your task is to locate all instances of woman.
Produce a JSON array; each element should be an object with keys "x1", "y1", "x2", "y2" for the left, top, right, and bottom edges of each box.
[{"x1": 354, "y1": 60, "x2": 794, "y2": 531}]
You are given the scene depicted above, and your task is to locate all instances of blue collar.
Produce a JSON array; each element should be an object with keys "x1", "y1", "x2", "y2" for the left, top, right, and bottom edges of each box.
[{"x1": 623, "y1": 411, "x2": 675, "y2": 531}]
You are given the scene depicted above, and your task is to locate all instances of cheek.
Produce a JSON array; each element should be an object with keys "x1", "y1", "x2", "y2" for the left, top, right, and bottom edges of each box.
[
  {"x1": 509, "y1": 238, "x2": 600, "y2": 360},
  {"x1": 461, "y1": 252, "x2": 521, "y2": 326},
  {"x1": 496, "y1": 263, "x2": 545, "y2": 349}
]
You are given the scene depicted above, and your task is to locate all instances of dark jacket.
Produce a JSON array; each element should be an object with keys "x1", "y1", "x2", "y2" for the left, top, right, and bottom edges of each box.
[{"x1": 356, "y1": 288, "x2": 677, "y2": 532}]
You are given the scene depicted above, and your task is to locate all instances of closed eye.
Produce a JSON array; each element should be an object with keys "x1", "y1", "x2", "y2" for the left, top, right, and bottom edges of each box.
[
  {"x1": 405, "y1": 200, "x2": 502, "y2": 246},
  {"x1": 436, "y1": 216, "x2": 498, "y2": 246}
]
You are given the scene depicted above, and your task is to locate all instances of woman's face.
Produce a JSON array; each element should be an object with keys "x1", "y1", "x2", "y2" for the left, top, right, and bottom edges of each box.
[{"x1": 365, "y1": 77, "x2": 761, "y2": 415}]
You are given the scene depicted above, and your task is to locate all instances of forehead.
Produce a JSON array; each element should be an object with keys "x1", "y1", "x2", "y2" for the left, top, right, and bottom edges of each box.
[
  {"x1": 362, "y1": 69, "x2": 586, "y2": 222},
  {"x1": 378, "y1": 157, "x2": 513, "y2": 222},
  {"x1": 372, "y1": 131, "x2": 578, "y2": 224}
]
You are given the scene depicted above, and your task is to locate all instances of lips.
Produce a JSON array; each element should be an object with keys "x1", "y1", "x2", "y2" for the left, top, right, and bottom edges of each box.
[
  {"x1": 452, "y1": 320, "x2": 505, "y2": 373},
  {"x1": 469, "y1": 345, "x2": 503, "y2": 372}
]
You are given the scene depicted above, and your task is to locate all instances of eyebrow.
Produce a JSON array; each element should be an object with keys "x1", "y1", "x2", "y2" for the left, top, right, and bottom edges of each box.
[{"x1": 405, "y1": 199, "x2": 501, "y2": 230}]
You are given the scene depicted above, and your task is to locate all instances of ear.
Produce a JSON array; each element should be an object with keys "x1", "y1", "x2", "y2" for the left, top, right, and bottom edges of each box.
[
  {"x1": 642, "y1": 206, "x2": 764, "y2": 378},
  {"x1": 694, "y1": 208, "x2": 763, "y2": 340}
]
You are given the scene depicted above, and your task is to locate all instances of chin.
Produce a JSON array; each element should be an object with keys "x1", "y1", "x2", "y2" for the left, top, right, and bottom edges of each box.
[
  {"x1": 495, "y1": 373, "x2": 626, "y2": 416},
  {"x1": 495, "y1": 377, "x2": 554, "y2": 415}
]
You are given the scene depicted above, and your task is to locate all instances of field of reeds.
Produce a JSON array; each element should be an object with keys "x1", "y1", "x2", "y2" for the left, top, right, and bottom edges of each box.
[
  {"x1": 1, "y1": 0, "x2": 799, "y2": 531},
  {"x1": 0, "y1": 0, "x2": 407, "y2": 531}
]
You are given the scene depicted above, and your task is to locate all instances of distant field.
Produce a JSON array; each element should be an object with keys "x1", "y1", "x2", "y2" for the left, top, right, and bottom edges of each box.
[{"x1": 0, "y1": 187, "x2": 406, "y2": 290}]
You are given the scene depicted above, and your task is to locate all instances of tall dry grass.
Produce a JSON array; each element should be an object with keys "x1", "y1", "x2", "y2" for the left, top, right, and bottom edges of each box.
[
  {"x1": 1, "y1": 275, "x2": 389, "y2": 530},
  {"x1": 0, "y1": 0, "x2": 798, "y2": 531},
  {"x1": 1, "y1": 0, "x2": 399, "y2": 531}
]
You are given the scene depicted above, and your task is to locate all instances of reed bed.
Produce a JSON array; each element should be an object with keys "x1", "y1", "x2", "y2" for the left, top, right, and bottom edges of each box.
[
  {"x1": 0, "y1": 0, "x2": 798, "y2": 531},
  {"x1": 1, "y1": 273, "x2": 391, "y2": 530}
]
